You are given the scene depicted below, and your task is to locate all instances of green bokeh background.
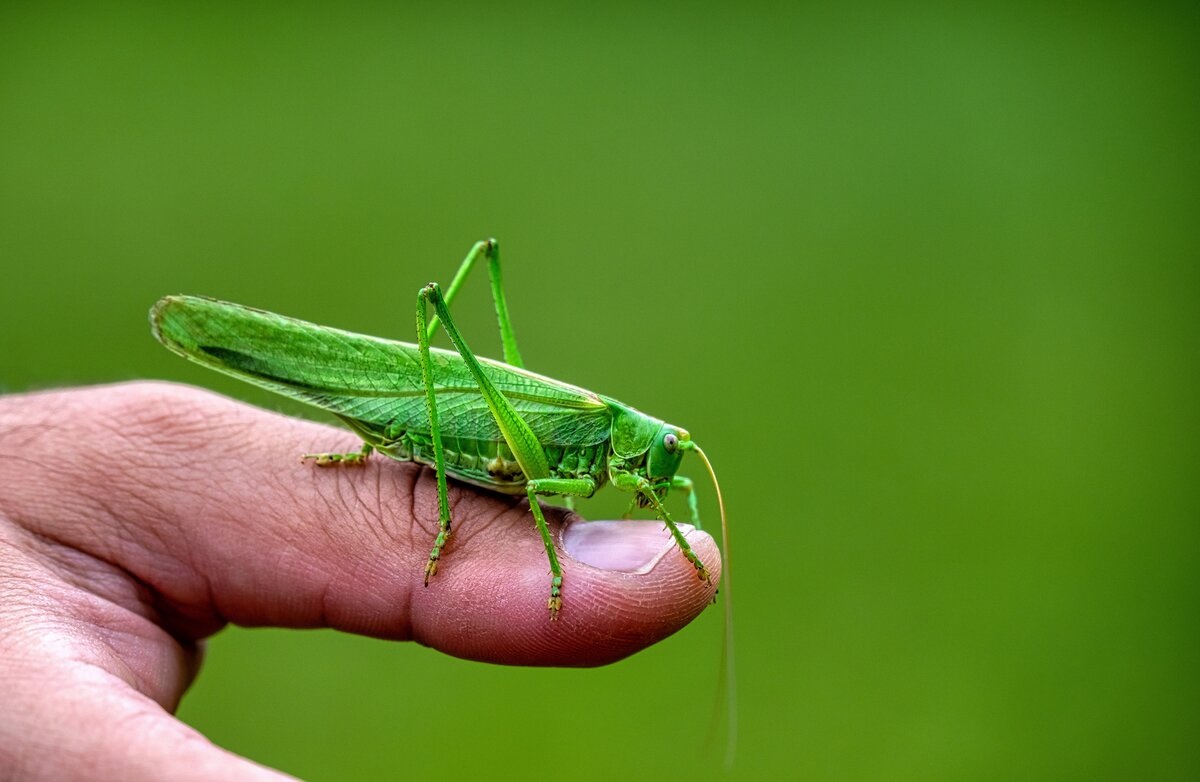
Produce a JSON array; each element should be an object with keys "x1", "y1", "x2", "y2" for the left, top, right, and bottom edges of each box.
[{"x1": 3, "y1": 3, "x2": 1197, "y2": 780}]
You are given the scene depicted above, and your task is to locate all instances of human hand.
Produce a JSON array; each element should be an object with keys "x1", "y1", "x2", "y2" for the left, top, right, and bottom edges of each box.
[{"x1": 0, "y1": 383, "x2": 719, "y2": 780}]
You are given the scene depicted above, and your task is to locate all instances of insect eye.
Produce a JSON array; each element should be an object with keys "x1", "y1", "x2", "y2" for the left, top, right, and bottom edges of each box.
[{"x1": 663, "y1": 433, "x2": 679, "y2": 452}]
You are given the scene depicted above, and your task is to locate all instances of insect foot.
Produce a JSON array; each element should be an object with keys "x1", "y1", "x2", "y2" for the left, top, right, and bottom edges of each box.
[
  {"x1": 424, "y1": 529, "x2": 451, "y2": 586},
  {"x1": 301, "y1": 443, "x2": 372, "y2": 465},
  {"x1": 687, "y1": 552, "x2": 712, "y2": 584},
  {"x1": 303, "y1": 453, "x2": 364, "y2": 466},
  {"x1": 548, "y1": 575, "x2": 563, "y2": 620}
]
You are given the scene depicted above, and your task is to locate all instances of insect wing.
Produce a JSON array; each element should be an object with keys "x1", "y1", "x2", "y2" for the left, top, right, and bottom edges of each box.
[{"x1": 150, "y1": 295, "x2": 612, "y2": 447}]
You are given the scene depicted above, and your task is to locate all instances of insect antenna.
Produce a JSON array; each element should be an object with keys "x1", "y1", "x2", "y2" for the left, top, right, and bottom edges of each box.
[{"x1": 693, "y1": 443, "x2": 737, "y2": 769}]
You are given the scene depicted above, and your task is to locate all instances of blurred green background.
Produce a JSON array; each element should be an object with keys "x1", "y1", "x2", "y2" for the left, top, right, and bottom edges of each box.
[{"x1": 3, "y1": 2, "x2": 1197, "y2": 780}]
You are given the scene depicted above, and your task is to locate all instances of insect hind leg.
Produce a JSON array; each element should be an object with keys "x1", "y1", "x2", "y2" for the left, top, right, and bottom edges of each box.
[{"x1": 426, "y1": 238, "x2": 526, "y2": 368}]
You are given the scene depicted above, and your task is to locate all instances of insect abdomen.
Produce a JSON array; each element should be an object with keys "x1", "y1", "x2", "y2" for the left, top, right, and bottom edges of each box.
[
  {"x1": 359, "y1": 425, "x2": 604, "y2": 496},
  {"x1": 386, "y1": 434, "x2": 606, "y2": 496}
]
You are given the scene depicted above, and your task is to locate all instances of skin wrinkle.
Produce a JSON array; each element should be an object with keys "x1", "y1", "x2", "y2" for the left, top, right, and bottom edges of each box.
[
  {"x1": 11, "y1": 490, "x2": 206, "y2": 668},
  {"x1": 0, "y1": 421, "x2": 50, "y2": 450},
  {"x1": 38, "y1": 561, "x2": 189, "y2": 682},
  {"x1": 0, "y1": 553, "x2": 177, "y2": 712},
  {"x1": 320, "y1": 459, "x2": 381, "y2": 552},
  {"x1": 401, "y1": 463, "x2": 424, "y2": 632},
  {"x1": 440, "y1": 471, "x2": 521, "y2": 554},
  {"x1": 14, "y1": 525, "x2": 143, "y2": 607},
  {"x1": 319, "y1": 465, "x2": 403, "y2": 633},
  {"x1": 72, "y1": 633, "x2": 159, "y2": 712},
  {"x1": 0, "y1": 453, "x2": 93, "y2": 547},
  {"x1": 88, "y1": 403, "x2": 219, "y2": 575},
  {"x1": 0, "y1": 394, "x2": 57, "y2": 447},
  {"x1": 0, "y1": 580, "x2": 64, "y2": 639},
  {"x1": 89, "y1": 470, "x2": 218, "y2": 637},
  {"x1": 18, "y1": 391, "x2": 203, "y2": 603},
  {"x1": 88, "y1": 492, "x2": 168, "y2": 581},
  {"x1": 162, "y1": 399, "x2": 318, "y2": 627},
  {"x1": 352, "y1": 464, "x2": 395, "y2": 549},
  {"x1": 108, "y1": 384, "x2": 242, "y2": 448},
  {"x1": 405, "y1": 497, "x2": 619, "y2": 663},
  {"x1": 317, "y1": 572, "x2": 334, "y2": 631},
  {"x1": 2, "y1": 524, "x2": 178, "y2": 680},
  {"x1": 29, "y1": 664, "x2": 189, "y2": 778},
  {"x1": 163, "y1": 395, "x2": 402, "y2": 634},
  {"x1": 368, "y1": 462, "x2": 387, "y2": 542},
  {"x1": 287, "y1": 430, "x2": 413, "y2": 566},
  {"x1": 342, "y1": 464, "x2": 458, "y2": 637},
  {"x1": 403, "y1": 459, "x2": 423, "y2": 547},
  {"x1": 3, "y1": 387, "x2": 231, "y2": 632},
  {"x1": 298, "y1": 458, "x2": 406, "y2": 633}
]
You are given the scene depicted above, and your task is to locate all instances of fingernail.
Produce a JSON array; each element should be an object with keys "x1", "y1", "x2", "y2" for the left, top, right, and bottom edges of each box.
[{"x1": 563, "y1": 520, "x2": 695, "y2": 574}]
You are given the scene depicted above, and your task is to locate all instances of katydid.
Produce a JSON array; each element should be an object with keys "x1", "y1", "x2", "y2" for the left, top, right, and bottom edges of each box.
[
  {"x1": 151, "y1": 238, "x2": 735, "y2": 760},
  {"x1": 151, "y1": 238, "x2": 728, "y2": 609}
]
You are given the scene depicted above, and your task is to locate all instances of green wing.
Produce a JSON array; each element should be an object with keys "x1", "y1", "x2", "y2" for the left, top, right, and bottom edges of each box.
[{"x1": 150, "y1": 295, "x2": 613, "y2": 447}]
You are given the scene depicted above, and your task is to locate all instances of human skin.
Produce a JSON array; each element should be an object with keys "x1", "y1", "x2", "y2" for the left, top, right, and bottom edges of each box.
[{"x1": 0, "y1": 382, "x2": 719, "y2": 780}]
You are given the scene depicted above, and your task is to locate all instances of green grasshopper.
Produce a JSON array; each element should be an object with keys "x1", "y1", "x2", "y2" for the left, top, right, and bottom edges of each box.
[{"x1": 149, "y1": 239, "x2": 729, "y2": 622}]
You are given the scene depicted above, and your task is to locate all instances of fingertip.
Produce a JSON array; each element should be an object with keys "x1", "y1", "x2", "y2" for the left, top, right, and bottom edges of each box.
[{"x1": 407, "y1": 512, "x2": 720, "y2": 667}]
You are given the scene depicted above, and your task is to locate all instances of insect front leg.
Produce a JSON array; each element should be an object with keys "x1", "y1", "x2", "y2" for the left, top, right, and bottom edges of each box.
[
  {"x1": 611, "y1": 467, "x2": 712, "y2": 584},
  {"x1": 526, "y1": 477, "x2": 597, "y2": 619},
  {"x1": 617, "y1": 477, "x2": 699, "y2": 531},
  {"x1": 300, "y1": 416, "x2": 396, "y2": 466}
]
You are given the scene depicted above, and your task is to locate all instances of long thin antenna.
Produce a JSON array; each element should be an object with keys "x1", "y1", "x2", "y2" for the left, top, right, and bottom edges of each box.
[{"x1": 694, "y1": 444, "x2": 736, "y2": 769}]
